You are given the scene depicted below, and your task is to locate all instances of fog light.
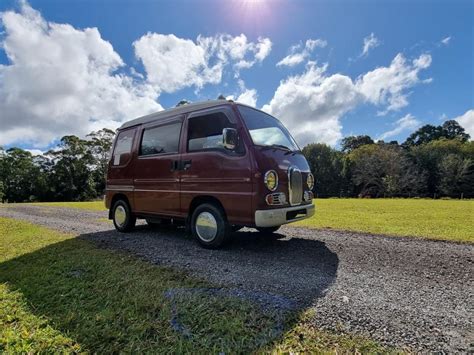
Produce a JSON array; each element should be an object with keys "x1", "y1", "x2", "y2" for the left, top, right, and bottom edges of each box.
[{"x1": 266, "y1": 192, "x2": 286, "y2": 205}]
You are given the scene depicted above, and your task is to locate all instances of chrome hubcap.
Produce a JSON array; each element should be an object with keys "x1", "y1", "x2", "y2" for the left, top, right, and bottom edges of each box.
[
  {"x1": 195, "y1": 212, "x2": 218, "y2": 242},
  {"x1": 114, "y1": 205, "x2": 127, "y2": 227}
]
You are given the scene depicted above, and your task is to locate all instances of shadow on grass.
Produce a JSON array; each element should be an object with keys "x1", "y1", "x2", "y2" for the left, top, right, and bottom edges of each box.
[{"x1": 0, "y1": 225, "x2": 339, "y2": 352}]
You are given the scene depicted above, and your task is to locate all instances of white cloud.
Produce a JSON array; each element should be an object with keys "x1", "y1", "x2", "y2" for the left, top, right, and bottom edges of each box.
[
  {"x1": 277, "y1": 39, "x2": 327, "y2": 67},
  {"x1": 236, "y1": 80, "x2": 257, "y2": 106},
  {"x1": 226, "y1": 80, "x2": 258, "y2": 107},
  {"x1": 255, "y1": 37, "x2": 273, "y2": 62},
  {"x1": 361, "y1": 33, "x2": 380, "y2": 57},
  {"x1": 453, "y1": 109, "x2": 474, "y2": 137},
  {"x1": 25, "y1": 149, "x2": 43, "y2": 156},
  {"x1": 0, "y1": 2, "x2": 162, "y2": 147},
  {"x1": 378, "y1": 114, "x2": 421, "y2": 141},
  {"x1": 0, "y1": 4, "x2": 272, "y2": 148},
  {"x1": 264, "y1": 53, "x2": 432, "y2": 147},
  {"x1": 134, "y1": 33, "x2": 272, "y2": 91},
  {"x1": 236, "y1": 89, "x2": 258, "y2": 107},
  {"x1": 440, "y1": 36, "x2": 451, "y2": 46},
  {"x1": 263, "y1": 63, "x2": 360, "y2": 146},
  {"x1": 356, "y1": 53, "x2": 432, "y2": 115}
]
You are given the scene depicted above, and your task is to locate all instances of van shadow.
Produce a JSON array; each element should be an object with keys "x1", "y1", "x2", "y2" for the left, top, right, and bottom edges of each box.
[
  {"x1": 84, "y1": 225, "x2": 339, "y2": 305},
  {"x1": 0, "y1": 225, "x2": 339, "y2": 352}
]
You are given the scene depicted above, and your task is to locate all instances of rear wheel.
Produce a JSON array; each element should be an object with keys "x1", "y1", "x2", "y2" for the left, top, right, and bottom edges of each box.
[
  {"x1": 112, "y1": 199, "x2": 136, "y2": 232},
  {"x1": 191, "y1": 203, "x2": 230, "y2": 248}
]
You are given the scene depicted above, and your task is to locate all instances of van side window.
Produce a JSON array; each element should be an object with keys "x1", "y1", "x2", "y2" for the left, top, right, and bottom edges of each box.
[
  {"x1": 187, "y1": 112, "x2": 236, "y2": 152},
  {"x1": 140, "y1": 122, "x2": 181, "y2": 156},
  {"x1": 112, "y1": 129, "x2": 134, "y2": 166}
]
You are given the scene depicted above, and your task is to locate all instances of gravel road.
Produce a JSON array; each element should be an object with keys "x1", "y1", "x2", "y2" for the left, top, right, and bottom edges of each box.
[{"x1": 1, "y1": 205, "x2": 473, "y2": 352}]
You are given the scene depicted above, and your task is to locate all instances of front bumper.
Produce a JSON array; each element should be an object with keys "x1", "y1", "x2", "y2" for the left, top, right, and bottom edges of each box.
[{"x1": 255, "y1": 204, "x2": 315, "y2": 227}]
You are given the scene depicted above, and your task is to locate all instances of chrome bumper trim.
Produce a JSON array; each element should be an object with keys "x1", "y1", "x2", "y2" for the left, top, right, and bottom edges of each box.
[{"x1": 255, "y1": 204, "x2": 315, "y2": 227}]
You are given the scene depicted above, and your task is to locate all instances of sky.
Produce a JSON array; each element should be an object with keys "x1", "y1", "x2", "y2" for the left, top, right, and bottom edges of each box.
[{"x1": 0, "y1": 0, "x2": 473, "y2": 153}]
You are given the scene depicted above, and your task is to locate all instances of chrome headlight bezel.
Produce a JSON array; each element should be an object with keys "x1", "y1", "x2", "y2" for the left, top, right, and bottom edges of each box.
[
  {"x1": 264, "y1": 170, "x2": 278, "y2": 191},
  {"x1": 307, "y1": 172, "x2": 314, "y2": 190}
]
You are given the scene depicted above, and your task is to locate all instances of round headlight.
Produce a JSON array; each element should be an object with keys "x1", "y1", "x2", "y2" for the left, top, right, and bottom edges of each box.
[
  {"x1": 264, "y1": 170, "x2": 278, "y2": 191},
  {"x1": 307, "y1": 173, "x2": 314, "y2": 190}
]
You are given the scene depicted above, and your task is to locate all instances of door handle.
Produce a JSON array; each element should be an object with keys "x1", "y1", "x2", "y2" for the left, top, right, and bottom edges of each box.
[
  {"x1": 171, "y1": 160, "x2": 179, "y2": 171},
  {"x1": 182, "y1": 159, "x2": 192, "y2": 171}
]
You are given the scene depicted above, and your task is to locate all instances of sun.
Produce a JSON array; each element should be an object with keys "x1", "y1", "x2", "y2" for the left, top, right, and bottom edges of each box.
[
  {"x1": 241, "y1": 0, "x2": 266, "y2": 4},
  {"x1": 225, "y1": 0, "x2": 280, "y2": 31},
  {"x1": 232, "y1": 0, "x2": 272, "y2": 16}
]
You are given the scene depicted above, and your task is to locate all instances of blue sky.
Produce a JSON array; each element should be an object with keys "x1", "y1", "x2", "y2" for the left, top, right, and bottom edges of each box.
[{"x1": 0, "y1": 0, "x2": 472, "y2": 152}]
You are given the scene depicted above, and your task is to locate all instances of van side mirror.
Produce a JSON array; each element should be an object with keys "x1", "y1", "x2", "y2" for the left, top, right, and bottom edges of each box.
[{"x1": 222, "y1": 128, "x2": 238, "y2": 150}]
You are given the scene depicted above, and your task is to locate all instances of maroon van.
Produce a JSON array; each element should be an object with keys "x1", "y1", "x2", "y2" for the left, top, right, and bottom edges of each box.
[{"x1": 105, "y1": 100, "x2": 315, "y2": 248}]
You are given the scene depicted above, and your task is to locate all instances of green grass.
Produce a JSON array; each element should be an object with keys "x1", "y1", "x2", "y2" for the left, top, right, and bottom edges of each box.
[
  {"x1": 295, "y1": 198, "x2": 474, "y2": 243},
  {"x1": 0, "y1": 217, "x2": 389, "y2": 353},
  {"x1": 17, "y1": 198, "x2": 474, "y2": 243}
]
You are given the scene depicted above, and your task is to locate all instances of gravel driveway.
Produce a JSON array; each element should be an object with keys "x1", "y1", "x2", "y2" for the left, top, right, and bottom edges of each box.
[{"x1": 1, "y1": 205, "x2": 473, "y2": 352}]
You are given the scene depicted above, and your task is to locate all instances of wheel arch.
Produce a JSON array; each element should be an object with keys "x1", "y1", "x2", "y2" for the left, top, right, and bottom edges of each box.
[
  {"x1": 188, "y1": 195, "x2": 227, "y2": 221},
  {"x1": 109, "y1": 193, "x2": 132, "y2": 219}
]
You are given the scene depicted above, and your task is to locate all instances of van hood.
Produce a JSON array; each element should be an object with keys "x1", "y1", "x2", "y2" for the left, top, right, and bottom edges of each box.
[{"x1": 253, "y1": 146, "x2": 310, "y2": 174}]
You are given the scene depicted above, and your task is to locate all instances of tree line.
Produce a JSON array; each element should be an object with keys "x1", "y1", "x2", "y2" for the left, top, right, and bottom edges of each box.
[
  {"x1": 303, "y1": 120, "x2": 474, "y2": 198},
  {"x1": 0, "y1": 120, "x2": 473, "y2": 203},
  {"x1": 0, "y1": 129, "x2": 114, "y2": 203}
]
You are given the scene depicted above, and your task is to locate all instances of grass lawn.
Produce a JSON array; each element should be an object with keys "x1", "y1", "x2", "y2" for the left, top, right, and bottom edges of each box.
[
  {"x1": 14, "y1": 198, "x2": 474, "y2": 243},
  {"x1": 0, "y1": 217, "x2": 387, "y2": 353},
  {"x1": 296, "y1": 198, "x2": 474, "y2": 243}
]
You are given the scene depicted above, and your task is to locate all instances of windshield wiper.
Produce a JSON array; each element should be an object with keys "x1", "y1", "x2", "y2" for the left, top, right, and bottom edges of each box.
[
  {"x1": 260, "y1": 144, "x2": 302, "y2": 155},
  {"x1": 263, "y1": 144, "x2": 292, "y2": 151}
]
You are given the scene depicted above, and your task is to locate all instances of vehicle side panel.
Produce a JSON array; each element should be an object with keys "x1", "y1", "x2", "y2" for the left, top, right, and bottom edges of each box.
[
  {"x1": 179, "y1": 105, "x2": 254, "y2": 226},
  {"x1": 105, "y1": 127, "x2": 138, "y2": 210}
]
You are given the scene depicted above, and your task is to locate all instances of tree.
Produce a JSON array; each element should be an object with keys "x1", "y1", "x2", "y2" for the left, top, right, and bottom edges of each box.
[
  {"x1": 349, "y1": 144, "x2": 424, "y2": 197},
  {"x1": 409, "y1": 139, "x2": 473, "y2": 196},
  {"x1": 341, "y1": 135, "x2": 374, "y2": 153},
  {"x1": 47, "y1": 135, "x2": 96, "y2": 201},
  {"x1": 302, "y1": 143, "x2": 348, "y2": 197},
  {"x1": 442, "y1": 120, "x2": 470, "y2": 142},
  {"x1": 438, "y1": 154, "x2": 474, "y2": 197},
  {"x1": 87, "y1": 128, "x2": 115, "y2": 195},
  {"x1": 404, "y1": 120, "x2": 470, "y2": 147},
  {"x1": 0, "y1": 148, "x2": 42, "y2": 202},
  {"x1": 403, "y1": 124, "x2": 444, "y2": 147}
]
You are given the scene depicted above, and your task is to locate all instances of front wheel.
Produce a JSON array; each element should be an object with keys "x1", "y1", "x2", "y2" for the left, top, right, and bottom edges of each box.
[
  {"x1": 112, "y1": 200, "x2": 136, "y2": 232},
  {"x1": 191, "y1": 203, "x2": 230, "y2": 248}
]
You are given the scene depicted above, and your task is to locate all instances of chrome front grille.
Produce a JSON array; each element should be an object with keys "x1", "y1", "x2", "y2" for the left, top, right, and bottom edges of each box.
[{"x1": 288, "y1": 167, "x2": 303, "y2": 205}]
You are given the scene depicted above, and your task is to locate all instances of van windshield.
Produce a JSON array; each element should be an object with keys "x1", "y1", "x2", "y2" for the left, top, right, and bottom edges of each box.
[{"x1": 238, "y1": 105, "x2": 300, "y2": 152}]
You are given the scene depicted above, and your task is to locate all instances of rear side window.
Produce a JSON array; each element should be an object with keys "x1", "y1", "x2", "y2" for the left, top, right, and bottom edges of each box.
[
  {"x1": 140, "y1": 122, "x2": 182, "y2": 156},
  {"x1": 112, "y1": 129, "x2": 134, "y2": 166},
  {"x1": 187, "y1": 112, "x2": 236, "y2": 152}
]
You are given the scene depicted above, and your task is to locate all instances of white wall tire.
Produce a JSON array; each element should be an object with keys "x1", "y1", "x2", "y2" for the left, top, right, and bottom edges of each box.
[
  {"x1": 112, "y1": 199, "x2": 136, "y2": 232},
  {"x1": 191, "y1": 203, "x2": 230, "y2": 248}
]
